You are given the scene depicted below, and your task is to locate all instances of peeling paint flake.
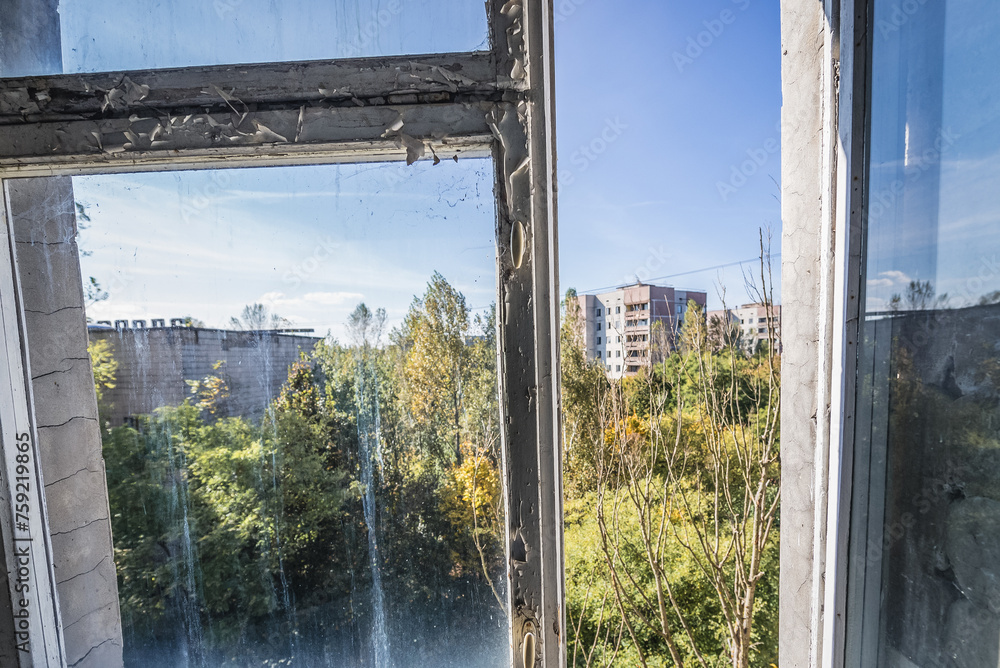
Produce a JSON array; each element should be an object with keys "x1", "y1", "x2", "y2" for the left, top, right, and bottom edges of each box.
[
  {"x1": 251, "y1": 121, "x2": 287, "y2": 143},
  {"x1": 394, "y1": 62, "x2": 480, "y2": 94},
  {"x1": 500, "y1": 0, "x2": 527, "y2": 83},
  {"x1": 380, "y1": 113, "x2": 427, "y2": 165},
  {"x1": 488, "y1": 102, "x2": 531, "y2": 225},
  {"x1": 0, "y1": 88, "x2": 41, "y2": 116},
  {"x1": 318, "y1": 85, "x2": 353, "y2": 99},
  {"x1": 100, "y1": 76, "x2": 150, "y2": 113}
]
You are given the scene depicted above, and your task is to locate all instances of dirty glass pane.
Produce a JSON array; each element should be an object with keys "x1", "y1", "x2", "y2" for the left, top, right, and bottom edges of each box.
[
  {"x1": 8, "y1": 0, "x2": 487, "y2": 77},
  {"x1": 24, "y1": 160, "x2": 507, "y2": 666},
  {"x1": 847, "y1": 0, "x2": 1000, "y2": 665}
]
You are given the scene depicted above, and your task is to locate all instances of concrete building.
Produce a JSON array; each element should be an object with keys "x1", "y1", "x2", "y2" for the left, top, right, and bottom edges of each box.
[
  {"x1": 705, "y1": 303, "x2": 782, "y2": 354},
  {"x1": 89, "y1": 324, "x2": 321, "y2": 428},
  {"x1": 577, "y1": 283, "x2": 707, "y2": 378}
]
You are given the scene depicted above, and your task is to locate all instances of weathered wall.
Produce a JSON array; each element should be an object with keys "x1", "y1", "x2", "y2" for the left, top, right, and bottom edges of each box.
[
  {"x1": 10, "y1": 179, "x2": 124, "y2": 667},
  {"x1": 780, "y1": 1, "x2": 834, "y2": 666},
  {"x1": 2, "y1": 2, "x2": 124, "y2": 665},
  {"x1": 90, "y1": 328, "x2": 320, "y2": 426}
]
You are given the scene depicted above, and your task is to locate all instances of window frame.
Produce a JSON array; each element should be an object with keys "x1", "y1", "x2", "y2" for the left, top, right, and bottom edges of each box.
[
  {"x1": 0, "y1": 2, "x2": 564, "y2": 667},
  {"x1": 794, "y1": 0, "x2": 873, "y2": 666}
]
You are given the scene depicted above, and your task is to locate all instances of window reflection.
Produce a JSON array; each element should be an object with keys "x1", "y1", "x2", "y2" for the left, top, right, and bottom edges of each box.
[
  {"x1": 70, "y1": 162, "x2": 507, "y2": 666},
  {"x1": 6, "y1": 0, "x2": 489, "y2": 77},
  {"x1": 849, "y1": 0, "x2": 1000, "y2": 665}
]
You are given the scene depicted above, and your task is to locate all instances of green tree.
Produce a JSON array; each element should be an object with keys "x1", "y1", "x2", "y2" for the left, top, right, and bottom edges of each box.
[
  {"x1": 88, "y1": 337, "x2": 118, "y2": 405},
  {"x1": 562, "y1": 291, "x2": 781, "y2": 668},
  {"x1": 561, "y1": 289, "x2": 609, "y2": 495},
  {"x1": 398, "y1": 272, "x2": 472, "y2": 463}
]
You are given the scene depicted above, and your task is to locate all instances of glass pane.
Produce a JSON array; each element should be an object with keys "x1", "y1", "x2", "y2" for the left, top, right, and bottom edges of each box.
[
  {"x1": 849, "y1": 0, "x2": 1000, "y2": 665},
  {"x1": 4, "y1": 0, "x2": 487, "y2": 77},
  {"x1": 25, "y1": 161, "x2": 507, "y2": 665}
]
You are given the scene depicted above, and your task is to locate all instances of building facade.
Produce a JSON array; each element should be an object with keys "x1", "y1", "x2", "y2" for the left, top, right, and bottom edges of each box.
[
  {"x1": 577, "y1": 283, "x2": 707, "y2": 379},
  {"x1": 705, "y1": 302, "x2": 782, "y2": 354},
  {"x1": 89, "y1": 325, "x2": 320, "y2": 428}
]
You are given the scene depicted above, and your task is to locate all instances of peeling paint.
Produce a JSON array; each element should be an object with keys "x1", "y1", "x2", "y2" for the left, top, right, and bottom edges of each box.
[
  {"x1": 100, "y1": 76, "x2": 149, "y2": 112},
  {"x1": 0, "y1": 56, "x2": 503, "y2": 171},
  {"x1": 380, "y1": 112, "x2": 427, "y2": 165},
  {"x1": 488, "y1": 102, "x2": 531, "y2": 232},
  {"x1": 0, "y1": 88, "x2": 41, "y2": 115},
  {"x1": 499, "y1": 0, "x2": 528, "y2": 85}
]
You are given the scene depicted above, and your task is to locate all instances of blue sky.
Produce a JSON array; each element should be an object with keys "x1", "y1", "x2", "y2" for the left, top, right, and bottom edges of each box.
[
  {"x1": 69, "y1": 0, "x2": 783, "y2": 338},
  {"x1": 554, "y1": 0, "x2": 781, "y2": 305},
  {"x1": 76, "y1": 162, "x2": 498, "y2": 340},
  {"x1": 58, "y1": 0, "x2": 488, "y2": 71}
]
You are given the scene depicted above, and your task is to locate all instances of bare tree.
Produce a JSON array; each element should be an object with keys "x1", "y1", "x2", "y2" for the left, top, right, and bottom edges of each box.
[
  {"x1": 230, "y1": 303, "x2": 291, "y2": 331},
  {"x1": 347, "y1": 302, "x2": 387, "y2": 349},
  {"x1": 590, "y1": 241, "x2": 780, "y2": 668}
]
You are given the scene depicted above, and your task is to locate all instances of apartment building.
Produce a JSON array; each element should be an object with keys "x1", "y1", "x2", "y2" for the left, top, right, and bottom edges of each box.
[
  {"x1": 577, "y1": 282, "x2": 707, "y2": 379},
  {"x1": 705, "y1": 302, "x2": 782, "y2": 353}
]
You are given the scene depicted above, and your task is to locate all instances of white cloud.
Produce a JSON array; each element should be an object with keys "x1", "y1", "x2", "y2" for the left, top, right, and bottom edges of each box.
[
  {"x1": 260, "y1": 291, "x2": 365, "y2": 309},
  {"x1": 868, "y1": 270, "x2": 912, "y2": 289},
  {"x1": 878, "y1": 270, "x2": 912, "y2": 284}
]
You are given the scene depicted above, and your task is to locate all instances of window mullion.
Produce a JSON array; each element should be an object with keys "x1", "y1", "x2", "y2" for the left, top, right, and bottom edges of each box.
[
  {"x1": 0, "y1": 52, "x2": 499, "y2": 176},
  {"x1": 490, "y1": 1, "x2": 563, "y2": 667}
]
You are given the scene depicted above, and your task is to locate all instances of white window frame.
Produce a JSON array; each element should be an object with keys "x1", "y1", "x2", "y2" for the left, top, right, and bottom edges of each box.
[
  {"x1": 0, "y1": 2, "x2": 564, "y2": 667},
  {"x1": 778, "y1": 0, "x2": 871, "y2": 666}
]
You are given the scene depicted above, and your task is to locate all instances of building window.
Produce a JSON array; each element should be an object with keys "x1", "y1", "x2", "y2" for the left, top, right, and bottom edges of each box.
[
  {"x1": 596, "y1": 337, "x2": 601, "y2": 344},
  {"x1": 596, "y1": 308, "x2": 602, "y2": 317},
  {"x1": 596, "y1": 351, "x2": 601, "y2": 359},
  {"x1": 0, "y1": 3, "x2": 563, "y2": 665},
  {"x1": 615, "y1": 365, "x2": 621, "y2": 372},
  {"x1": 843, "y1": 0, "x2": 1000, "y2": 664},
  {"x1": 616, "y1": 350, "x2": 621, "y2": 358},
  {"x1": 597, "y1": 323, "x2": 602, "y2": 331}
]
